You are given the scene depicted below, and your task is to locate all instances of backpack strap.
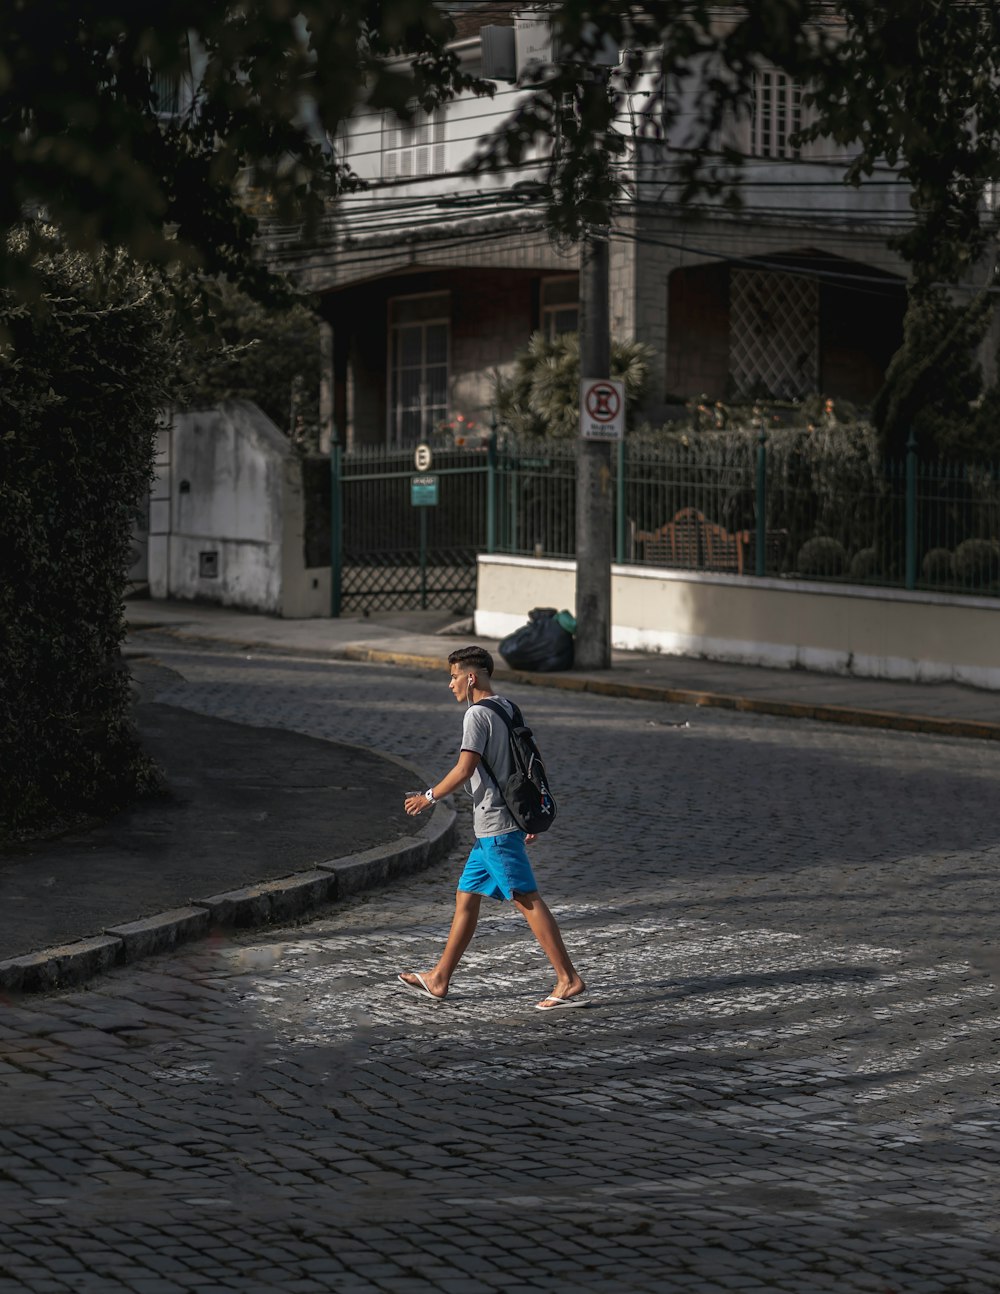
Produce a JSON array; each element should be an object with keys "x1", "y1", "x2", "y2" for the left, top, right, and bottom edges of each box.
[
  {"x1": 476, "y1": 696, "x2": 522, "y2": 730},
  {"x1": 472, "y1": 698, "x2": 520, "y2": 802}
]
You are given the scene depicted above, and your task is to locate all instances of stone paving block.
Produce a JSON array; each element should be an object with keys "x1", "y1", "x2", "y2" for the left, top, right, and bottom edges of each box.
[{"x1": 5, "y1": 644, "x2": 1000, "y2": 1294}]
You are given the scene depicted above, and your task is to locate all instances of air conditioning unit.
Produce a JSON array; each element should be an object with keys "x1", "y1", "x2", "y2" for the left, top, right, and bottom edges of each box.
[
  {"x1": 481, "y1": 25, "x2": 516, "y2": 82},
  {"x1": 483, "y1": 13, "x2": 621, "y2": 83}
]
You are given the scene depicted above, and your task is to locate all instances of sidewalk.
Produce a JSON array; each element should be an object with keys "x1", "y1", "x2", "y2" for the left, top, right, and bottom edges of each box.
[
  {"x1": 126, "y1": 597, "x2": 1000, "y2": 741},
  {"x1": 0, "y1": 653, "x2": 456, "y2": 992}
]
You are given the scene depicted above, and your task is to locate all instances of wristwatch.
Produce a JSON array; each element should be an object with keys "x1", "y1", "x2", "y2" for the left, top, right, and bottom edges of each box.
[{"x1": 424, "y1": 787, "x2": 435, "y2": 803}]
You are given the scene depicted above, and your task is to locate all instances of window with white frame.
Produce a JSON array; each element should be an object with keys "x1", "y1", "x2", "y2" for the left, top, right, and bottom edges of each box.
[
  {"x1": 388, "y1": 293, "x2": 449, "y2": 446},
  {"x1": 152, "y1": 70, "x2": 184, "y2": 118},
  {"x1": 750, "y1": 69, "x2": 803, "y2": 160},
  {"x1": 381, "y1": 108, "x2": 446, "y2": 180},
  {"x1": 540, "y1": 276, "x2": 579, "y2": 339}
]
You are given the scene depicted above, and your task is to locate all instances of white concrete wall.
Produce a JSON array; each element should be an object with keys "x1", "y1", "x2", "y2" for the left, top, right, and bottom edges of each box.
[
  {"x1": 147, "y1": 400, "x2": 330, "y2": 618},
  {"x1": 166, "y1": 402, "x2": 285, "y2": 612},
  {"x1": 476, "y1": 554, "x2": 1000, "y2": 690}
]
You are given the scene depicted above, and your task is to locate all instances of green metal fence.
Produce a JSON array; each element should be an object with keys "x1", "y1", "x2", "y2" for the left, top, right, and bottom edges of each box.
[
  {"x1": 492, "y1": 441, "x2": 578, "y2": 558},
  {"x1": 326, "y1": 435, "x2": 1000, "y2": 615},
  {"x1": 331, "y1": 445, "x2": 490, "y2": 613},
  {"x1": 487, "y1": 434, "x2": 1000, "y2": 596}
]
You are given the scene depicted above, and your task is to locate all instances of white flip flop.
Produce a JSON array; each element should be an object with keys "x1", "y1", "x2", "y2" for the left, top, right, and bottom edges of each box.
[
  {"x1": 397, "y1": 972, "x2": 445, "y2": 1002},
  {"x1": 536, "y1": 991, "x2": 590, "y2": 1011}
]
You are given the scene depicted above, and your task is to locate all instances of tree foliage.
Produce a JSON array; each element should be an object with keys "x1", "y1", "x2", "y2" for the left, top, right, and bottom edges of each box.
[
  {"x1": 0, "y1": 234, "x2": 178, "y2": 839},
  {"x1": 872, "y1": 287, "x2": 1000, "y2": 461},
  {"x1": 2, "y1": 3, "x2": 1000, "y2": 296},
  {"x1": 181, "y1": 281, "x2": 321, "y2": 447},
  {"x1": 478, "y1": 2, "x2": 1000, "y2": 283},
  {"x1": 494, "y1": 332, "x2": 652, "y2": 438},
  {"x1": 0, "y1": 2, "x2": 489, "y2": 301}
]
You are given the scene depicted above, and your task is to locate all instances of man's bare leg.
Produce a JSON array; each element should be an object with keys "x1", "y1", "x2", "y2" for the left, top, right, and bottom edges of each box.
[
  {"x1": 513, "y1": 891, "x2": 586, "y2": 1006},
  {"x1": 399, "y1": 890, "x2": 482, "y2": 999}
]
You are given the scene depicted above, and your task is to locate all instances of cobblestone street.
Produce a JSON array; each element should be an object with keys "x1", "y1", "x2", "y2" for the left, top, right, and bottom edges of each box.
[{"x1": 3, "y1": 639, "x2": 1000, "y2": 1292}]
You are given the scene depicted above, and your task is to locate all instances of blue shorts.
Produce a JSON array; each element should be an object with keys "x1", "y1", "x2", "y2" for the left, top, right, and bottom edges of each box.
[{"x1": 457, "y1": 832, "x2": 538, "y2": 902}]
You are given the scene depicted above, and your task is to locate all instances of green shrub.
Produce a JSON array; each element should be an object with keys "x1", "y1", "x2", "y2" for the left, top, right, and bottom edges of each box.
[
  {"x1": 0, "y1": 235, "x2": 178, "y2": 839},
  {"x1": 849, "y1": 547, "x2": 880, "y2": 581},
  {"x1": 796, "y1": 536, "x2": 848, "y2": 577},
  {"x1": 921, "y1": 547, "x2": 955, "y2": 585},
  {"x1": 953, "y1": 538, "x2": 1000, "y2": 589},
  {"x1": 494, "y1": 332, "x2": 653, "y2": 439}
]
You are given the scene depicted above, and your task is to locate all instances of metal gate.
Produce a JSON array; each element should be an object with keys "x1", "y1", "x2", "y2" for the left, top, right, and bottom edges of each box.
[{"x1": 332, "y1": 445, "x2": 491, "y2": 614}]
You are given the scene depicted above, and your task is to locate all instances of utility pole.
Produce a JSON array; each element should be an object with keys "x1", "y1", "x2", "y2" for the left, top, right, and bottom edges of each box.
[
  {"x1": 480, "y1": 19, "x2": 617, "y2": 666},
  {"x1": 574, "y1": 48, "x2": 614, "y2": 670},
  {"x1": 574, "y1": 225, "x2": 613, "y2": 668}
]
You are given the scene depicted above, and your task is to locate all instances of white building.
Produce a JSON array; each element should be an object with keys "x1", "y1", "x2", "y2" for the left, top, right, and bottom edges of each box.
[{"x1": 269, "y1": 3, "x2": 912, "y2": 449}]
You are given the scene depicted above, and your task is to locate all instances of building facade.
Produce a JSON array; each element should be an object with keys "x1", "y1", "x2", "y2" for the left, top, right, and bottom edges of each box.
[{"x1": 275, "y1": 5, "x2": 912, "y2": 449}]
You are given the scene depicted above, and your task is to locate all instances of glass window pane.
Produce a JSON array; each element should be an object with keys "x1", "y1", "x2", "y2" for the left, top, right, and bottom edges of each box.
[
  {"x1": 398, "y1": 325, "x2": 422, "y2": 367},
  {"x1": 552, "y1": 308, "x2": 578, "y2": 335},
  {"x1": 426, "y1": 364, "x2": 447, "y2": 406},
  {"x1": 400, "y1": 368, "x2": 421, "y2": 410},
  {"x1": 390, "y1": 292, "x2": 449, "y2": 325},
  {"x1": 426, "y1": 324, "x2": 448, "y2": 365}
]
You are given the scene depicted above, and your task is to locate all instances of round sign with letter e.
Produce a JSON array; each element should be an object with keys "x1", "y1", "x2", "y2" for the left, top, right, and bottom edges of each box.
[
  {"x1": 414, "y1": 443, "x2": 433, "y2": 472},
  {"x1": 580, "y1": 378, "x2": 625, "y2": 440}
]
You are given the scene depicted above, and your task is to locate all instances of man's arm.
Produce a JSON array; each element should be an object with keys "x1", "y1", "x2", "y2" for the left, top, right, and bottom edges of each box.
[{"x1": 404, "y1": 749, "x2": 481, "y2": 816}]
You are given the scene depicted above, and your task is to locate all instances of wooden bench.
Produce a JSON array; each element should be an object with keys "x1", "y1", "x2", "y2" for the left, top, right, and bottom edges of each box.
[
  {"x1": 633, "y1": 507, "x2": 752, "y2": 574},
  {"x1": 634, "y1": 507, "x2": 789, "y2": 574}
]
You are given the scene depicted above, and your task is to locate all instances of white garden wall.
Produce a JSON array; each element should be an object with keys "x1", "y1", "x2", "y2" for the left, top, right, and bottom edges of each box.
[
  {"x1": 147, "y1": 400, "x2": 329, "y2": 617},
  {"x1": 475, "y1": 554, "x2": 1000, "y2": 690}
]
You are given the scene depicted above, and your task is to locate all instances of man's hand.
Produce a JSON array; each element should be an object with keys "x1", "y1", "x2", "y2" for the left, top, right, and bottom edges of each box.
[
  {"x1": 405, "y1": 794, "x2": 429, "y2": 816},
  {"x1": 525, "y1": 833, "x2": 537, "y2": 845}
]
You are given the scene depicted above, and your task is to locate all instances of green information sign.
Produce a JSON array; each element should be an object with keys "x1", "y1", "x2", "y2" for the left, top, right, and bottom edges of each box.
[{"x1": 411, "y1": 474, "x2": 439, "y2": 506}]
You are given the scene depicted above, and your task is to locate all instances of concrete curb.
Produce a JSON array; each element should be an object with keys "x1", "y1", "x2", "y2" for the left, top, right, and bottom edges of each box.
[
  {"x1": 127, "y1": 623, "x2": 1000, "y2": 744},
  {"x1": 0, "y1": 802, "x2": 457, "y2": 995}
]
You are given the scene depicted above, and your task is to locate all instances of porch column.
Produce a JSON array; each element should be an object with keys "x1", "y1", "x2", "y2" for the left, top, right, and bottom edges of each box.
[
  {"x1": 318, "y1": 320, "x2": 334, "y2": 455},
  {"x1": 318, "y1": 317, "x2": 350, "y2": 455}
]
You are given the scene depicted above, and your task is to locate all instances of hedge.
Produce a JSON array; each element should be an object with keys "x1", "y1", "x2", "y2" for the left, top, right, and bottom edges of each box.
[{"x1": 0, "y1": 237, "x2": 178, "y2": 839}]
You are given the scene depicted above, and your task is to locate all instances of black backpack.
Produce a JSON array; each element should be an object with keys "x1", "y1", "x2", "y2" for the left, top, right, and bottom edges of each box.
[{"x1": 475, "y1": 698, "x2": 557, "y2": 834}]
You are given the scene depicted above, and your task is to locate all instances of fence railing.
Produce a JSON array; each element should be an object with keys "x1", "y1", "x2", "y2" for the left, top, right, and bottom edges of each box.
[
  {"x1": 487, "y1": 433, "x2": 1000, "y2": 597},
  {"x1": 320, "y1": 435, "x2": 1000, "y2": 613}
]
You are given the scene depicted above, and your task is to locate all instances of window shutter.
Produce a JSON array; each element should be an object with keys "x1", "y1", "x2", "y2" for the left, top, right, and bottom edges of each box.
[
  {"x1": 383, "y1": 106, "x2": 446, "y2": 180},
  {"x1": 382, "y1": 112, "x2": 398, "y2": 178},
  {"x1": 433, "y1": 110, "x2": 445, "y2": 175}
]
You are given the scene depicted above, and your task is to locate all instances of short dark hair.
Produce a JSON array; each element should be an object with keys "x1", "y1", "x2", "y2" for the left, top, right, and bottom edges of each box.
[{"x1": 448, "y1": 645, "x2": 494, "y2": 676}]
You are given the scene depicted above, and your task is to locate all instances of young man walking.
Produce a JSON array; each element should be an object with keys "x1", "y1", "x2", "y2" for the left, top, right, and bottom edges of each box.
[{"x1": 399, "y1": 645, "x2": 587, "y2": 1011}]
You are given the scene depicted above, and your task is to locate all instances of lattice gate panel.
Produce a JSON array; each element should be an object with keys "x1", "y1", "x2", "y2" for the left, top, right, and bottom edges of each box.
[
  {"x1": 340, "y1": 548, "x2": 477, "y2": 613},
  {"x1": 730, "y1": 268, "x2": 819, "y2": 399}
]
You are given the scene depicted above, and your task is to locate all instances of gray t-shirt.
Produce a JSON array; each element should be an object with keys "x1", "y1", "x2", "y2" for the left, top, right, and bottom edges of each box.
[{"x1": 461, "y1": 698, "x2": 520, "y2": 838}]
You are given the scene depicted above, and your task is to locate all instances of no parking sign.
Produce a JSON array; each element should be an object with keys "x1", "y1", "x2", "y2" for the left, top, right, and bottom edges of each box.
[{"x1": 580, "y1": 378, "x2": 625, "y2": 440}]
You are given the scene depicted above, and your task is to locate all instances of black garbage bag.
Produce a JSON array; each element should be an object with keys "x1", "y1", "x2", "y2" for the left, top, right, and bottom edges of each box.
[{"x1": 499, "y1": 607, "x2": 574, "y2": 672}]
